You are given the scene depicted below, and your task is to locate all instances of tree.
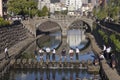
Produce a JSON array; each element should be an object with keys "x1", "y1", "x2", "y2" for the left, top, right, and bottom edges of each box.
[
  {"x1": 7, "y1": 0, "x2": 38, "y2": 17},
  {"x1": 93, "y1": 0, "x2": 120, "y2": 22},
  {"x1": 41, "y1": 6, "x2": 49, "y2": 16}
]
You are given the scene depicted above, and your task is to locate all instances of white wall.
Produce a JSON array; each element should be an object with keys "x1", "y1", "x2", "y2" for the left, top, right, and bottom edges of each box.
[
  {"x1": 0, "y1": 0, "x2": 3, "y2": 17},
  {"x1": 66, "y1": 0, "x2": 82, "y2": 11}
]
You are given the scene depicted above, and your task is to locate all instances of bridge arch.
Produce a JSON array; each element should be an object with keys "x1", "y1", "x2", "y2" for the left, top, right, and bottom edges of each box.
[
  {"x1": 68, "y1": 19, "x2": 91, "y2": 32},
  {"x1": 36, "y1": 20, "x2": 62, "y2": 36}
]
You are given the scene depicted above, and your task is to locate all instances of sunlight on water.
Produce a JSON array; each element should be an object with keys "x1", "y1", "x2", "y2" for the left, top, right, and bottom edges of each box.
[{"x1": 67, "y1": 29, "x2": 88, "y2": 49}]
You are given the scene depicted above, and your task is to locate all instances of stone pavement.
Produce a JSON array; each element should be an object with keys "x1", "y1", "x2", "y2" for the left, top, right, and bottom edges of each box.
[
  {"x1": 0, "y1": 37, "x2": 34, "y2": 61},
  {"x1": 87, "y1": 33, "x2": 120, "y2": 80},
  {"x1": 101, "y1": 60, "x2": 120, "y2": 80}
]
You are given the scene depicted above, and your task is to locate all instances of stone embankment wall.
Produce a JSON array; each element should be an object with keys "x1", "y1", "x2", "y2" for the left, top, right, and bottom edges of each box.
[{"x1": 0, "y1": 24, "x2": 28, "y2": 55}]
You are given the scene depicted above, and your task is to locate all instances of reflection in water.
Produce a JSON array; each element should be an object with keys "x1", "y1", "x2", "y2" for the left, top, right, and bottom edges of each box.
[
  {"x1": 67, "y1": 29, "x2": 88, "y2": 49},
  {"x1": 9, "y1": 69, "x2": 101, "y2": 80},
  {"x1": 37, "y1": 31, "x2": 61, "y2": 50}
]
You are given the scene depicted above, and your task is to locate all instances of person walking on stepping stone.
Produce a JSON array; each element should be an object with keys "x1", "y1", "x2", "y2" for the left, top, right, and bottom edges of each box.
[
  {"x1": 52, "y1": 48, "x2": 56, "y2": 61},
  {"x1": 69, "y1": 48, "x2": 74, "y2": 60},
  {"x1": 61, "y1": 48, "x2": 66, "y2": 60},
  {"x1": 39, "y1": 48, "x2": 44, "y2": 61},
  {"x1": 46, "y1": 47, "x2": 51, "y2": 60},
  {"x1": 75, "y1": 47, "x2": 79, "y2": 60}
]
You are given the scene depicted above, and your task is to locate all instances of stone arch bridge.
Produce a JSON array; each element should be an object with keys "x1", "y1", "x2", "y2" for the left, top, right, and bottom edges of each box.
[{"x1": 22, "y1": 16, "x2": 94, "y2": 37}]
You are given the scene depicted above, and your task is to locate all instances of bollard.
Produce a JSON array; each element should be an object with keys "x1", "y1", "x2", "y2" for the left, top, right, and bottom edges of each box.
[
  {"x1": 33, "y1": 59, "x2": 37, "y2": 68},
  {"x1": 28, "y1": 59, "x2": 32, "y2": 68},
  {"x1": 79, "y1": 63, "x2": 83, "y2": 69},
  {"x1": 87, "y1": 59, "x2": 92, "y2": 65},
  {"x1": 22, "y1": 59, "x2": 27, "y2": 68},
  {"x1": 16, "y1": 59, "x2": 21, "y2": 64}
]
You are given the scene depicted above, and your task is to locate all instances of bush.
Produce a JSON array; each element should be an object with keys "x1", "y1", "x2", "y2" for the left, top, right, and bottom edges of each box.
[
  {"x1": 110, "y1": 34, "x2": 120, "y2": 52},
  {"x1": 0, "y1": 17, "x2": 10, "y2": 27},
  {"x1": 98, "y1": 30, "x2": 108, "y2": 44}
]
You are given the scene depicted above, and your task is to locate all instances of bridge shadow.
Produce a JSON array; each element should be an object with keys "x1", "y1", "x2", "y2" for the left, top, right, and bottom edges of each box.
[{"x1": 36, "y1": 29, "x2": 50, "y2": 36}]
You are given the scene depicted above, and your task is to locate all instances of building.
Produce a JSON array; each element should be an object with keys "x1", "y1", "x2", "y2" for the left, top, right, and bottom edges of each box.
[
  {"x1": 0, "y1": 0, "x2": 3, "y2": 17},
  {"x1": 60, "y1": 0, "x2": 66, "y2": 4},
  {"x1": 50, "y1": 3, "x2": 67, "y2": 14},
  {"x1": 81, "y1": 0, "x2": 97, "y2": 7},
  {"x1": 38, "y1": 0, "x2": 51, "y2": 10},
  {"x1": 65, "y1": 0, "x2": 82, "y2": 11},
  {"x1": 0, "y1": 0, "x2": 8, "y2": 18}
]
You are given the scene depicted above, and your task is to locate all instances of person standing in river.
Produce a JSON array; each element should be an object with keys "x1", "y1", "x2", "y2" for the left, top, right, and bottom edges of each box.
[
  {"x1": 61, "y1": 48, "x2": 66, "y2": 60},
  {"x1": 52, "y1": 48, "x2": 56, "y2": 61},
  {"x1": 69, "y1": 48, "x2": 74, "y2": 60},
  {"x1": 75, "y1": 47, "x2": 79, "y2": 60},
  {"x1": 39, "y1": 48, "x2": 44, "y2": 61},
  {"x1": 46, "y1": 47, "x2": 51, "y2": 60}
]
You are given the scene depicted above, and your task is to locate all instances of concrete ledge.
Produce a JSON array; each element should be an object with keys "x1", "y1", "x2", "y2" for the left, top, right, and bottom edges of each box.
[{"x1": 87, "y1": 33, "x2": 120, "y2": 80}]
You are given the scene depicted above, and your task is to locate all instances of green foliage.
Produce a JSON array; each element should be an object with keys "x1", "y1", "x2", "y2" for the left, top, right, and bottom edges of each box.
[
  {"x1": 54, "y1": 11, "x2": 60, "y2": 14},
  {"x1": 98, "y1": 30, "x2": 108, "y2": 44},
  {"x1": 7, "y1": 0, "x2": 38, "y2": 17},
  {"x1": 61, "y1": 10, "x2": 68, "y2": 15},
  {"x1": 42, "y1": 6, "x2": 49, "y2": 16},
  {"x1": 93, "y1": 0, "x2": 120, "y2": 21},
  {"x1": 95, "y1": 8, "x2": 107, "y2": 20},
  {"x1": 21, "y1": 52, "x2": 35, "y2": 59},
  {"x1": 0, "y1": 17, "x2": 10, "y2": 27},
  {"x1": 98, "y1": 30, "x2": 105, "y2": 36},
  {"x1": 98, "y1": 29, "x2": 120, "y2": 52},
  {"x1": 37, "y1": 10, "x2": 42, "y2": 17},
  {"x1": 37, "y1": 6, "x2": 49, "y2": 17},
  {"x1": 110, "y1": 34, "x2": 120, "y2": 52}
]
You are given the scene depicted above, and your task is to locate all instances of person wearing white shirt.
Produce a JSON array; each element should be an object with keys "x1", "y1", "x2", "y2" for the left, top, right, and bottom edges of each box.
[
  {"x1": 99, "y1": 54, "x2": 105, "y2": 60},
  {"x1": 103, "y1": 45, "x2": 106, "y2": 50},
  {"x1": 106, "y1": 47, "x2": 111, "y2": 53},
  {"x1": 102, "y1": 45, "x2": 106, "y2": 58},
  {"x1": 69, "y1": 48, "x2": 74, "y2": 60},
  {"x1": 75, "y1": 47, "x2": 79, "y2": 60},
  {"x1": 106, "y1": 46, "x2": 111, "y2": 60},
  {"x1": 39, "y1": 48, "x2": 44, "y2": 60},
  {"x1": 46, "y1": 47, "x2": 51, "y2": 60},
  {"x1": 4, "y1": 48, "x2": 9, "y2": 60},
  {"x1": 52, "y1": 48, "x2": 56, "y2": 60}
]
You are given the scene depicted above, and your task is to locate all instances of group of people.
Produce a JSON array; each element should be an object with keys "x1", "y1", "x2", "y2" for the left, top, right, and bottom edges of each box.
[
  {"x1": 99, "y1": 45, "x2": 116, "y2": 69},
  {"x1": 34, "y1": 47, "x2": 80, "y2": 62}
]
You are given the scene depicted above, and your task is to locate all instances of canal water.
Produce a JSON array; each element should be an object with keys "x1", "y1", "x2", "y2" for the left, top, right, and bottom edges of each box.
[{"x1": 8, "y1": 69, "x2": 101, "y2": 80}]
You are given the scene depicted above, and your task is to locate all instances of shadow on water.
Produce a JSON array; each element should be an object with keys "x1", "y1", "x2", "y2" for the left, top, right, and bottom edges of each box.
[{"x1": 37, "y1": 31, "x2": 62, "y2": 50}]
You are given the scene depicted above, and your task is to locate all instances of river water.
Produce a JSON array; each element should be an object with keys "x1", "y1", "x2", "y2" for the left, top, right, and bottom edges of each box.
[{"x1": 8, "y1": 69, "x2": 101, "y2": 80}]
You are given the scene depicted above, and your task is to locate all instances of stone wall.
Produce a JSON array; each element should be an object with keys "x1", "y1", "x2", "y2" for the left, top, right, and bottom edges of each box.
[{"x1": 0, "y1": 24, "x2": 28, "y2": 54}]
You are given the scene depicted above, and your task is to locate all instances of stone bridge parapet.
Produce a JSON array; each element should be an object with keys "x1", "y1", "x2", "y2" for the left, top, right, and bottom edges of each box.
[{"x1": 22, "y1": 16, "x2": 94, "y2": 37}]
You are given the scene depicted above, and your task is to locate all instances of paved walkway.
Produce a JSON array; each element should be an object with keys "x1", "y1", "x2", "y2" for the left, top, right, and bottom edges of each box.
[
  {"x1": 0, "y1": 37, "x2": 34, "y2": 61},
  {"x1": 87, "y1": 33, "x2": 120, "y2": 80}
]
